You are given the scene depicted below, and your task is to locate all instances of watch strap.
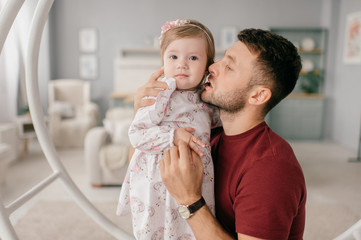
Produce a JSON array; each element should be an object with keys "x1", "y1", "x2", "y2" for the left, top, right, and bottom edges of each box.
[{"x1": 188, "y1": 196, "x2": 206, "y2": 214}]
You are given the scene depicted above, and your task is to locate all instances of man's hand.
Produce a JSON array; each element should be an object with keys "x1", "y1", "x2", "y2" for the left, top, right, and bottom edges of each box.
[
  {"x1": 160, "y1": 141, "x2": 204, "y2": 205},
  {"x1": 134, "y1": 67, "x2": 167, "y2": 113},
  {"x1": 174, "y1": 128, "x2": 205, "y2": 157},
  {"x1": 161, "y1": 143, "x2": 235, "y2": 240}
]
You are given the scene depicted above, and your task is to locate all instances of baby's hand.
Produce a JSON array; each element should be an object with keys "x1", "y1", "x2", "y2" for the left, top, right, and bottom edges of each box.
[{"x1": 174, "y1": 127, "x2": 205, "y2": 157}]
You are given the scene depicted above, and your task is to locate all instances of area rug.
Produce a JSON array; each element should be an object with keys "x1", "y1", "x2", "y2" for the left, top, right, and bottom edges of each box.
[
  {"x1": 304, "y1": 202, "x2": 361, "y2": 240},
  {"x1": 13, "y1": 200, "x2": 133, "y2": 240},
  {"x1": 11, "y1": 200, "x2": 361, "y2": 239}
]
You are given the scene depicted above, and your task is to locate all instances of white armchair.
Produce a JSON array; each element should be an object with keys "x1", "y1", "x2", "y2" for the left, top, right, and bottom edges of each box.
[
  {"x1": 84, "y1": 107, "x2": 133, "y2": 187},
  {"x1": 48, "y1": 79, "x2": 99, "y2": 148}
]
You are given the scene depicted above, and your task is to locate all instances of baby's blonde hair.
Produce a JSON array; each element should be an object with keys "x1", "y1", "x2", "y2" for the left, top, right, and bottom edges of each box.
[{"x1": 160, "y1": 19, "x2": 215, "y2": 71}]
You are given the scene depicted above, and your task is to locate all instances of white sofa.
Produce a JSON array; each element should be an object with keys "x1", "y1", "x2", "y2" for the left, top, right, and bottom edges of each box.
[
  {"x1": 48, "y1": 79, "x2": 99, "y2": 148},
  {"x1": 84, "y1": 107, "x2": 133, "y2": 187}
]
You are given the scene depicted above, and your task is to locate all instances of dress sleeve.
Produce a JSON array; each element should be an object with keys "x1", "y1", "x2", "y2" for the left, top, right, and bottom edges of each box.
[{"x1": 128, "y1": 78, "x2": 177, "y2": 153}]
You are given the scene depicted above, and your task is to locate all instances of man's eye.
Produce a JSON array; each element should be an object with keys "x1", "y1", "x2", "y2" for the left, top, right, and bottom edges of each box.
[
  {"x1": 170, "y1": 55, "x2": 177, "y2": 60},
  {"x1": 189, "y1": 56, "x2": 198, "y2": 61}
]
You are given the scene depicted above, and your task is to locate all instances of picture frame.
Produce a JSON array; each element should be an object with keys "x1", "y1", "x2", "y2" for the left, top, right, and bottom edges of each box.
[
  {"x1": 79, "y1": 55, "x2": 98, "y2": 80},
  {"x1": 79, "y1": 28, "x2": 98, "y2": 53},
  {"x1": 221, "y1": 27, "x2": 238, "y2": 49},
  {"x1": 343, "y1": 11, "x2": 361, "y2": 64}
]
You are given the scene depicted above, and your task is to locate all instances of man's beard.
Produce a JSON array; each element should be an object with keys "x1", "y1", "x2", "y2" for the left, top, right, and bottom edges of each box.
[{"x1": 201, "y1": 86, "x2": 250, "y2": 114}]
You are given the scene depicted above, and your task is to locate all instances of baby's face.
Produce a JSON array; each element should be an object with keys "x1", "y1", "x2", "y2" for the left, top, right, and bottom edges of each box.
[{"x1": 163, "y1": 37, "x2": 207, "y2": 90}]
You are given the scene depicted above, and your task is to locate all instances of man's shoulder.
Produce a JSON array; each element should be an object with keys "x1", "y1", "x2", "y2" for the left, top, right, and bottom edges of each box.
[
  {"x1": 244, "y1": 124, "x2": 301, "y2": 168},
  {"x1": 265, "y1": 126, "x2": 297, "y2": 158}
]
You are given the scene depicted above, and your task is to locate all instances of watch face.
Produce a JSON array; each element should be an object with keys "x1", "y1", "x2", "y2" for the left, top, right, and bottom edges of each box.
[{"x1": 177, "y1": 205, "x2": 191, "y2": 219}]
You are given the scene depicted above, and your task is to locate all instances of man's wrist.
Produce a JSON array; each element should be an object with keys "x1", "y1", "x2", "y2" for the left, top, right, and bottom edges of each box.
[
  {"x1": 178, "y1": 194, "x2": 202, "y2": 206},
  {"x1": 177, "y1": 196, "x2": 206, "y2": 219}
]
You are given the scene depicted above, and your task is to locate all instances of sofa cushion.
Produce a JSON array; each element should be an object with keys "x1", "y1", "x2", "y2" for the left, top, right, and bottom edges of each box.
[
  {"x1": 103, "y1": 119, "x2": 132, "y2": 145},
  {"x1": 99, "y1": 144, "x2": 129, "y2": 172},
  {"x1": 53, "y1": 101, "x2": 75, "y2": 118}
]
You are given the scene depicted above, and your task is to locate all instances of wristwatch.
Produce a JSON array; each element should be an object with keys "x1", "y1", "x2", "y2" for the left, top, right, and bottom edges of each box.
[{"x1": 177, "y1": 197, "x2": 206, "y2": 219}]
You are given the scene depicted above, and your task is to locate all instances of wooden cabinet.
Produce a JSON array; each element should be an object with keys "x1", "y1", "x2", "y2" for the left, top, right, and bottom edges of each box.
[{"x1": 267, "y1": 94, "x2": 325, "y2": 140}]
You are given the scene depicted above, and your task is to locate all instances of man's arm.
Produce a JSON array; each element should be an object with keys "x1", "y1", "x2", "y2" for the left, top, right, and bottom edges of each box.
[
  {"x1": 160, "y1": 142, "x2": 233, "y2": 239},
  {"x1": 133, "y1": 67, "x2": 167, "y2": 112},
  {"x1": 161, "y1": 143, "x2": 265, "y2": 240},
  {"x1": 189, "y1": 209, "x2": 264, "y2": 240}
]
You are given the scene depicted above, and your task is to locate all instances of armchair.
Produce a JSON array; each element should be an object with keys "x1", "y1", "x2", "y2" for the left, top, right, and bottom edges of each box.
[
  {"x1": 84, "y1": 107, "x2": 133, "y2": 187},
  {"x1": 48, "y1": 79, "x2": 99, "y2": 148}
]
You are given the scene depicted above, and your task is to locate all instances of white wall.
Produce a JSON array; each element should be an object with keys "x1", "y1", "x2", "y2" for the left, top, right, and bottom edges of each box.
[
  {"x1": 326, "y1": 0, "x2": 361, "y2": 150},
  {"x1": 46, "y1": 0, "x2": 361, "y2": 151},
  {"x1": 50, "y1": 0, "x2": 324, "y2": 120}
]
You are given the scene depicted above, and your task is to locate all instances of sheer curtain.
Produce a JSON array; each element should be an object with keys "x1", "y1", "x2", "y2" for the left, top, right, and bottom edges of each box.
[{"x1": 0, "y1": 0, "x2": 50, "y2": 122}]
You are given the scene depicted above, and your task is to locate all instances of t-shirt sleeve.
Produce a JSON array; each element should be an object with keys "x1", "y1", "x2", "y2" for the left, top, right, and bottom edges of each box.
[{"x1": 233, "y1": 158, "x2": 306, "y2": 239}]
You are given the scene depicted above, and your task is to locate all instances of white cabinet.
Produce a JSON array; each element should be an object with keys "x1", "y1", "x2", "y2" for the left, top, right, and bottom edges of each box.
[{"x1": 267, "y1": 94, "x2": 325, "y2": 140}]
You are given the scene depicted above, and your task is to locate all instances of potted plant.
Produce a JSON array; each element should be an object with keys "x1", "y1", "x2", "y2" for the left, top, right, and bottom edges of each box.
[{"x1": 301, "y1": 69, "x2": 323, "y2": 94}]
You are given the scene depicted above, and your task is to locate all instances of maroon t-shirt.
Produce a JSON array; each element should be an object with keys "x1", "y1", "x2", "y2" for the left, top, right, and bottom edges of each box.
[{"x1": 211, "y1": 122, "x2": 306, "y2": 240}]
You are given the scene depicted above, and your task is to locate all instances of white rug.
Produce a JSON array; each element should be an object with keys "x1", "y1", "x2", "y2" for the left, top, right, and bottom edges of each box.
[
  {"x1": 304, "y1": 202, "x2": 360, "y2": 240},
  {"x1": 13, "y1": 201, "x2": 133, "y2": 240},
  {"x1": 10, "y1": 200, "x2": 361, "y2": 239}
]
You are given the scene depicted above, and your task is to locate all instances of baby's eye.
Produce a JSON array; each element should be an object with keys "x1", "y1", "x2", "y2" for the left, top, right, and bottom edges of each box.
[
  {"x1": 189, "y1": 56, "x2": 198, "y2": 61},
  {"x1": 226, "y1": 65, "x2": 232, "y2": 70},
  {"x1": 170, "y1": 55, "x2": 177, "y2": 60}
]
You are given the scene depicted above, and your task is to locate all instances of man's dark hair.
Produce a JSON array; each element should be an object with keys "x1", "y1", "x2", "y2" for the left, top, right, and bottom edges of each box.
[{"x1": 237, "y1": 28, "x2": 302, "y2": 114}]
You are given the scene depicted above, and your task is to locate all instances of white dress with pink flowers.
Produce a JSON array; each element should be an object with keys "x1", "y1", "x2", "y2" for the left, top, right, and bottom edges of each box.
[{"x1": 117, "y1": 77, "x2": 219, "y2": 240}]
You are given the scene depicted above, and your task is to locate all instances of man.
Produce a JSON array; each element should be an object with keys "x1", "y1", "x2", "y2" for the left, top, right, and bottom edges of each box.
[{"x1": 134, "y1": 28, "x2": 306, "y2": 240}]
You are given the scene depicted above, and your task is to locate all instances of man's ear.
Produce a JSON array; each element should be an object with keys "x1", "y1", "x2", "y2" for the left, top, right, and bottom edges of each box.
[{"x1": 248, "y1": 86, "x2": 272, "y2": 105}]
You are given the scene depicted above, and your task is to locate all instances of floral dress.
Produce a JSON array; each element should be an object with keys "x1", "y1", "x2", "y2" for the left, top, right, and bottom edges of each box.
[{"x1": 117, "y1": 77, "x2": 219, "y2": 240}]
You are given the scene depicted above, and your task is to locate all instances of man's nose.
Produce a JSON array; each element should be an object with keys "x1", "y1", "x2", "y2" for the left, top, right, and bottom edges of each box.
[{"x1": 208, "y1": 61, "x2": 218, "y2": 77}]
